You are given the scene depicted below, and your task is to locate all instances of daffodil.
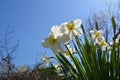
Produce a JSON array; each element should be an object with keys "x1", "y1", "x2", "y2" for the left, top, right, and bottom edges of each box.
[
  {"x1": 42, "y1": 53, "x2": 53, "y2": 63},
  {"x1": 42, "y1": 53, "x2": 54, "y2": 67},
  {"x1": 96, "y1": 36, "x2": 108, "y2": 50},
  {"x1": 42, "y1": 25, "x2": 69, "y2": 54},
  {"x1": 64, "y1": 45, "x2": 76, "y2": 58},
  {"x1": 90, "y1": 29, "x2": 103, "y2": 40},
  {"x1": 101, "y1": 41, "x2": 109, "y2": 50},
  {"x1": 60, "y1": 19, "x2": 83, "y2": 40}
]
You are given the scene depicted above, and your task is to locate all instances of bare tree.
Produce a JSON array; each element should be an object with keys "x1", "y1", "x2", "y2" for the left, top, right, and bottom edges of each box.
[{"x1": 0, "y1": 26, "x2": 19, "y2": 79}]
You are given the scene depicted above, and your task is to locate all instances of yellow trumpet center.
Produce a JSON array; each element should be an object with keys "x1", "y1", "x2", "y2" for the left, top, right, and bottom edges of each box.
[
  {"x1": 67, "y1": 23, "x2": 74, "y2": 31},
  {"x1": 101, "y1": 41, "x2": 107, "y2": 46},
  {"x1": 95, "y1": 32, "x2": 100, "y2": 38},
  {"x1": 49, "y1": 38, "x2": 57, "y2": 45}
]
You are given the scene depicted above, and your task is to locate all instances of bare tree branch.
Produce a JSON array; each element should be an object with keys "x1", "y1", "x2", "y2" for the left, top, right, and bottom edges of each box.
[{"x1": 0, "y1": 26, "x2": 18, "y2": 79}]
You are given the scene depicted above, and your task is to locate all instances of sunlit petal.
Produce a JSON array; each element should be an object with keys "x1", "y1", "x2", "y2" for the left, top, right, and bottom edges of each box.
[
  {"x1": 58, "y1": 33, "x2": 70, "y2": 44},
  {"x1": 50, "y1": 25, "x2": 60, "y2": 38},
  {"x1": 74, "y1": 28, "x2": 83, "y2": 36},
  {"x1": 73, "y1": 19, "x2": 82, "y2": 28},
  {"x1": 60, "y1": 22, "x2": 68, "y2": 33},
  {"x1": 51, "y1": 43, "x2": 63, "y2": 54}
]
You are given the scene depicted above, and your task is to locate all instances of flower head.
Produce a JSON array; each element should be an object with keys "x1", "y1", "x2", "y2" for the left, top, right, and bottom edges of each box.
[
  {"x1": 96, "y1": 36, "x2": 108, "y2": 50},
  {"x1": 42, "y1": 25, "x2": 69, "y2": 54},
  {"x1": 100, "y1": 40, "x2": 108, "y2": 50},
  {"x1": 42, "y1": 53, "x2": 53, "y2": 63},
  {"x1": 90, "y1": 29, "x2": 103, "y2": 40},
  {"x1": 60, "y1": 19, "x2": 83, "y2": 40},
  {"x1": 42, "y1": 53, "x2": 54, "y2": 68},
  {"x1": 64, "y1": 45, "x2": 76, "y2": 58}
]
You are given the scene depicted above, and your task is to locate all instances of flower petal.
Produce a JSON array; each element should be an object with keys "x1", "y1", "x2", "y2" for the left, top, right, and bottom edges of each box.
[
  {"x1": 74, "y1": 28, "x2": 83, "y2": 36},
  {"x1": 50, "y1": 43, "x2": 63, "y2": 54},
  {"x1": 73, "y1": 19, "x2": 82, "y2": 28},
  {"x1": 96, "y1": 36, "x2": 105, "y2": 44},
  {"x1": 50, "y1": 25, "x2": 60, "y2": 38},
  {"x1": 60, "y1": 22, "x2": 68, "y2": 33},
  {"x1": 58, "y1": 33, "x2": 70, "y2": 44},
  {"x1": 89, "y1": 30, "x2": 95, "y2": 34}
]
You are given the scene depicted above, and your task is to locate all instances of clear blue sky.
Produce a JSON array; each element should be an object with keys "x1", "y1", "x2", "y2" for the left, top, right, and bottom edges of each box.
[{"x1": 0, "y1": 0, "x2": 107, "y2": 66}]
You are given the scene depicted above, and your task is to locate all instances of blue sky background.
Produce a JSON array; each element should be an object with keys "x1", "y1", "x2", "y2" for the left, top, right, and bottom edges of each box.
[{"x1": 0, "y1": 0, "x2": 111, "y2": 66}]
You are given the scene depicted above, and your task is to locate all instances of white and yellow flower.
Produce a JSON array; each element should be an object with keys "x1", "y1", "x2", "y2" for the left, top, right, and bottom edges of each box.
[
  {"x1": 90, "y1": 29, "x2": 103, "y2": 40},
  {"x1": 60, "y1": 19, "x2": 83, "y2": 40},
  {"x1": 96, "y1": 36, "x2": 109, "y2": 50},
  {"x1": 64, "y1": 45, "x2": 76, "y2": 58},
  {"x1": 42, "y1": 53, "x2": 54, "y2": 67},
  {"x1": 42, "y1": 25, "x2": 69, "y2": 54},
  {"x1": 42, "y1": 53, "x2": 53, "y2": 63}
]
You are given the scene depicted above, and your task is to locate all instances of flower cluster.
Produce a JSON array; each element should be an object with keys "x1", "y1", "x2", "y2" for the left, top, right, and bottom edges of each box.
[
  {"x1": 41, "y1": 17, "x2": 120, "y2": 80},
  {"x1": 42, "y1": 18, "x2": 119, "y2": 55},
  {"x1": 42, "y1": 19, "x2": 83, "y2": 54},
  {"x1": 89, "y1": 29, "x2": 108, "y2": 50}
]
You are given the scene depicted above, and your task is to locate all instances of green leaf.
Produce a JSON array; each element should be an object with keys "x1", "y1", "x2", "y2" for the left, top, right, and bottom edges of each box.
[
  {"x1": 81, "y1": 24, "x2": 86, "y2": 35},
  {"x1": 95, "y1": 22, "x2": 99, "y2": 30},
  {"x1": 37, "y1": 68, "x2": 56, "y2": 74},
  {"x1": 111, "y1": 16, "x2": 116, "y2": 35}
]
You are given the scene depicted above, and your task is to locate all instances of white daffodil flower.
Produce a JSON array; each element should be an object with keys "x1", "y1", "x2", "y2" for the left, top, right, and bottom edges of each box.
[
  {"x1": 42, "y1": 53, "x2": 53, "y2": 63},
  {"x1": 100, "y1": 40, "x2": 109, "y2": 50},
  {"x1": 42, "y1": 53, "x2": 54, "y2": 68},
  {"x1": 64, "y1": 45, "x2": 76, "y2": 58},
  {"x1": 96, "y1": 36, "x2": 108, "y2": 50},
  {"x1": 42, "y1": 25, "x2": 69, "y2": 54},
  {"x1": 60, "y1": 19, "x2": 83, "y2": 40},
  {"x1": 89, "y1": 29, "x2": 103, "y2": 40}
]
